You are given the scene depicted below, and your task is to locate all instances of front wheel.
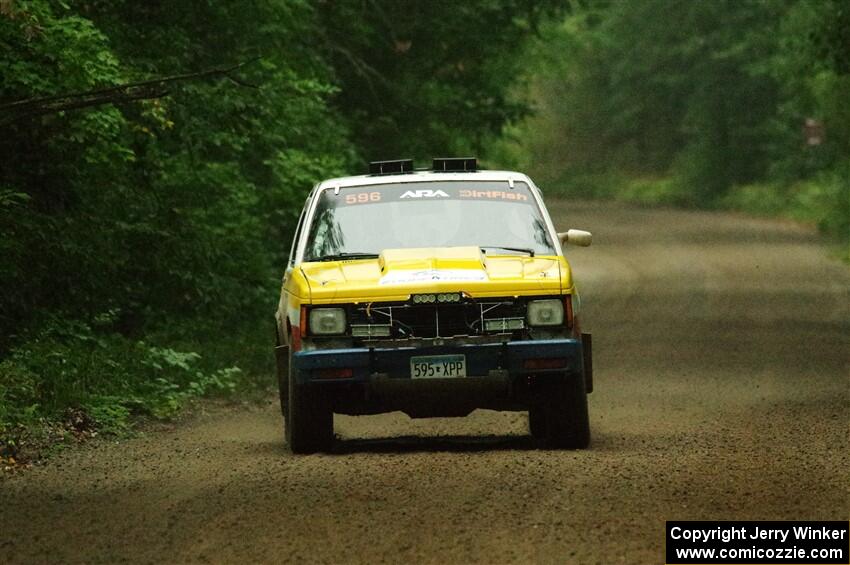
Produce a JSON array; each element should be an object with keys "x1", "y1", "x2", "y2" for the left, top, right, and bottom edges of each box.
[
  {"x1": 286, "y1": 366, "x2": 333, "y2": 454},
  {"x1": 541, "y1": 374, "x2": 590, "y2": 449}
]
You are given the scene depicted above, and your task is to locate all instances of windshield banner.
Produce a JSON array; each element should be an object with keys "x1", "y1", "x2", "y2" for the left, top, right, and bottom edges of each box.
[{"x1": 336, "y1": 182, "x2": 533, "y2": 206}]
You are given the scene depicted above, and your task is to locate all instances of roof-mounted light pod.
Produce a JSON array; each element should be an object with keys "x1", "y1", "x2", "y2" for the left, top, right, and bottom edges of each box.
[
  {"x1": 432, "y1": 157, "x2": 477, "y2": 172},
  {"x1": 368, "y1": 159, "x2": 414, "y2": 175}
]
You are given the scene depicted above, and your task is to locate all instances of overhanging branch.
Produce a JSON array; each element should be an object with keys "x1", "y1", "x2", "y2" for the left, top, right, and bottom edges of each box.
[{"x1": 0, "y1": 58, "x2": 261, "y2": 124}]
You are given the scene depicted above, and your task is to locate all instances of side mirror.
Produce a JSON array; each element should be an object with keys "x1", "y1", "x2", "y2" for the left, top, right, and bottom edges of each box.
[{"x1": 557, "y1": 229, "x2": 592, "y2": 247}]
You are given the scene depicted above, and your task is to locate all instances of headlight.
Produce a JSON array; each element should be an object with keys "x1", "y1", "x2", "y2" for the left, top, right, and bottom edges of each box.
[
  {"x1": 308, "y1": 308, "x2": 346, "y2": 335},
  {"x1": 527, "y1": 299, "x2": 564, "y2": 326}
]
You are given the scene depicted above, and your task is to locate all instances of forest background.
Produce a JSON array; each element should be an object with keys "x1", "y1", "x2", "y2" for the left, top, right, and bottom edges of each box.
[{"x1": 1, "y1": 0, "x2": 846, "y2": 453}]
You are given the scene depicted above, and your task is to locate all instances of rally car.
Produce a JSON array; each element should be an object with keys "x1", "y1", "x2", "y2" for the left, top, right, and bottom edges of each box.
[{"x1": 274, "y1": 158, "x2": 593, "y2": 453}]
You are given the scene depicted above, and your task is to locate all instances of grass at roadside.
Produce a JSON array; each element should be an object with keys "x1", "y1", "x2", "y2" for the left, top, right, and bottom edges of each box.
[
  {"x1": 539, "y1": 170, "x2": 849, "y2": 262},
  {"x1": 0, "y1": 315, "x2": 273, "y2": 468},
  {"x1": 718, "y1": 179, "x2": 850, "y2": 261}
]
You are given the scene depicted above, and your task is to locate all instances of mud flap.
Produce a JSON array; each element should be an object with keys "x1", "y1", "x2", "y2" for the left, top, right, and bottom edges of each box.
[
  {"x1": 275, "y1": 344, "x2": 289, "y2": 381},
  {"x1": 275, "y1": 344, "x2": 290, "y2": 417},
  {"x1": 582, "y1": 333, "x2": 593, "y2": 393}
]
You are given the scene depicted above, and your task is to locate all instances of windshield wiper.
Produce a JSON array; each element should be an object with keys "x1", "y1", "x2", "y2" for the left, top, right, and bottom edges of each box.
[
  {"x1": 311, "y1": 252, "x2": 380, "y2": 262},
  {"x1": 480, "y1": 246, "x2": 535, "y2": 257}
]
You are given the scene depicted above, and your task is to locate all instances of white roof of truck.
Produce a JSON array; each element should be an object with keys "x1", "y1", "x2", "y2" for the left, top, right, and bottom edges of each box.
[{"x1": 316, "y1": 170, "x2": 535, "y2": 191}]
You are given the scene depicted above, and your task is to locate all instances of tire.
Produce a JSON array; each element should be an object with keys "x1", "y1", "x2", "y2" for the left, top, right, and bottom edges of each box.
[
  {"x1": 285, "y1": 361, "x2": 333, "y2": 454},
  {"x1": 528, "y1": 405, "x2": 547, "y2": 439},
  {"x1": 542, "y1": 373, "x2": 590, "y2": 449}
]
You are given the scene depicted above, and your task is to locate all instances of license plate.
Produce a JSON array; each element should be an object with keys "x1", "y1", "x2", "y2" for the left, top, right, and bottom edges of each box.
[{"x1": 410, "y1": 354, "x2": 467, "y2": 379}]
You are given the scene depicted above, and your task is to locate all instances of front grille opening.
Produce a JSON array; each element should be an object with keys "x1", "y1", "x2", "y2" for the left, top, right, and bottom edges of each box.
[{"x1": 350, "y1": 298, "x2": 527, "y2": 340}]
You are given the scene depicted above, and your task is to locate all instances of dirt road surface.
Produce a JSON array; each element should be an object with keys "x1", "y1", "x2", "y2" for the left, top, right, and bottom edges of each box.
[{"x1": 2, "y1": 202, "x2": 848, "y2": 564}]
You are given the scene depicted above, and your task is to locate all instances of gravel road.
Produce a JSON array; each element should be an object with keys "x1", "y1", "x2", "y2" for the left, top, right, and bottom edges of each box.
[{"x1": 2, "y1": 202, "x2": 848, "y2": 564}]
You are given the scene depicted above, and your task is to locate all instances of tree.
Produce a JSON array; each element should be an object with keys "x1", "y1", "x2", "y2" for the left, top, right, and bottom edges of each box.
[{"x1": 316, "y1": 0, "x2": 569, "y2": 161}]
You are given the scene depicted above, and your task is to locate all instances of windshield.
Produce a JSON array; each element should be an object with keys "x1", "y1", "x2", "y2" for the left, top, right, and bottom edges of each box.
[{"x1": 303, "y1": 181, "x2": 556, "y2": 261}]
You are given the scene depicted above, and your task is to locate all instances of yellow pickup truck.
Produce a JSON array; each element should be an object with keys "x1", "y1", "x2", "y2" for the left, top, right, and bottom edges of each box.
[{"x1": 274, "y1": 158, "x2": 593, "y2": 453}]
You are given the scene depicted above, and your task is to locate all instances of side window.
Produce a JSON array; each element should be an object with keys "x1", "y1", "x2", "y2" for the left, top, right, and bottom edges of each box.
[{"x1": 288, "y1": 198, "x2": 310, "y2": 266}]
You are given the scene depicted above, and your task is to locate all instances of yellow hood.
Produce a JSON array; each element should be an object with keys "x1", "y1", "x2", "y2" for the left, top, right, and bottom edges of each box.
[{"x1": 301, "y1": 246, "x2": 569, "y2": 303}]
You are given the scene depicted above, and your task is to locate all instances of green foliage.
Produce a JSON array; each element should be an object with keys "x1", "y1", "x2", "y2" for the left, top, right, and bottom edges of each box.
[
  {"x1": 0, "y1": 315, "x2": 248, "y2": 445},
  {"x1": 493, "y1": 0, "x2": 849, "y2": 243},
  {"x1": 722, "y1": 159, "x2": 850, "y2": 249},
  {"x1": 0, "y1": 0, "x2": 348, "y2": 443},
  {"x1": 84, "y1": 401, "x2": 131, "y2": 435},
  {"x1": 0, "y1": 0, "x2": 562, "y2": 447},
  {"x1": 617, "y1": 178, "x2": 687, "y2": 207},
  {"x1": 316, "y1": 0, "x2": 569, "y2": 160}
]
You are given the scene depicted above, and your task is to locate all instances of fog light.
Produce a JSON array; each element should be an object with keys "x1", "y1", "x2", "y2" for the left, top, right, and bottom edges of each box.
[
  {"x1": 351, "y1": 324, "x2": 391, "y2": 338},
  {"x1": 484, "y1": 318, "x2": 525, "y2": 332}
]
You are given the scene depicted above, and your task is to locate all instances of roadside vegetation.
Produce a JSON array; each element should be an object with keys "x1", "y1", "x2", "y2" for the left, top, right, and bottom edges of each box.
[
  {"x1": 490, "y1": 0, "x2": 849, "y2": 253},
  {"x1": 3, "y1": 0, "x2": 846, "y2": 464},
  {"x1": 0, "y1": 0, "x2": 567, "y2": 462}
]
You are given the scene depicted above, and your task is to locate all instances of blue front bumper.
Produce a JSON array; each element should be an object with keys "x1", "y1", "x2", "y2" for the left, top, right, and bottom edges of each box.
[{"x1": 291, "y1": 338, "x2": 584, "y2": 384}]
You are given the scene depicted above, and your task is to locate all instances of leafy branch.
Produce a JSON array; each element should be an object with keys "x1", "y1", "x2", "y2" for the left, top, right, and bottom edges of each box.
[{"x1": 0, "y1": 58, "x2": 261, "y2": 124}]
